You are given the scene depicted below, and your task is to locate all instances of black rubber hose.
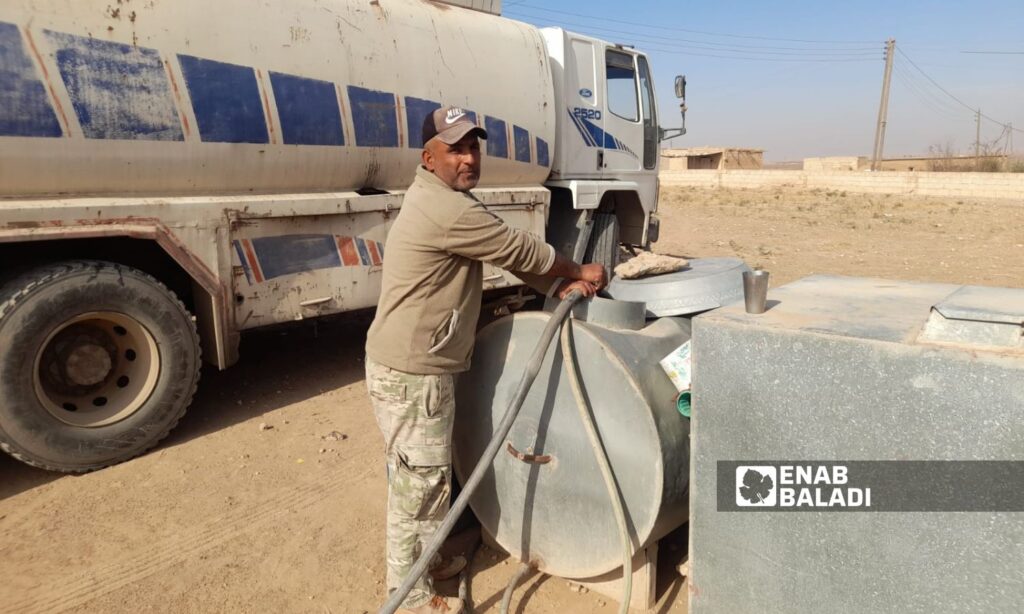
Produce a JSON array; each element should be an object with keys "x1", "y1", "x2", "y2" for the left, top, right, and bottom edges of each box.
[
  {"x1": 498, "y1": 319, "x2": 634, "y2": 614},
  {"x1": 378, "y1": 291, "x2": 584, "y2": 614},
  {"x1": 499, "y1": 561, "x2": 533, "y2": 614},
  {"x1": 560, "y1": 319, "x2": 632, "y2": 614}
]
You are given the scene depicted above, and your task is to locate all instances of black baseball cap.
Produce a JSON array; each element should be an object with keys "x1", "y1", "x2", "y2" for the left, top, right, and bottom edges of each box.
[{"x1": 422, "y1": 106, "x2": 488, "y2": 145}]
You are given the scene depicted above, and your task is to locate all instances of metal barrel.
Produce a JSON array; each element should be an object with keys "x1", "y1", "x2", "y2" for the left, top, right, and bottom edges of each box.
[{"x1": 453, "y1": 308, "x2": 691, "y2": 579}]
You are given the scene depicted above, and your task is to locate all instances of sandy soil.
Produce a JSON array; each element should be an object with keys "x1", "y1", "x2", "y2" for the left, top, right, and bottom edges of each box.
[
  {"x1": 655, "y1": 186, "x2": 1024, "y2": 289},
  {"x1": 1, "y1": 185, "x2": 1021, "y2": 614}
]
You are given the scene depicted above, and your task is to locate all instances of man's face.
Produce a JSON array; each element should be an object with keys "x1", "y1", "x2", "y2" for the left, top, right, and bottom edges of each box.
[{"x1": 423, "y1": 133, "x2": 482, "y2": 192}]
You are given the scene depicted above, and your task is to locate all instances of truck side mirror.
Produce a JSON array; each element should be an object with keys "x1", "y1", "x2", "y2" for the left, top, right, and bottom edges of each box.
[{"x1": 659, "y1": 75, "x2": 688, "y2": 142}]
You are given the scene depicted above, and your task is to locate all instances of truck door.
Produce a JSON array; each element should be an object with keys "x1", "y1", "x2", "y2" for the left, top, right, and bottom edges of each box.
[
  {"x1": 601, "y1": 49, "x2": 658, "y2": 246},
  {"x1": 567, "y1": 37, "x2": 604, "y2": 176},
  {"x1": 638, "y1": 54, "x2": 659, "y2": 171},
  {"x1": 600, "y1": 48, "x2": 644, "y2": 175}
]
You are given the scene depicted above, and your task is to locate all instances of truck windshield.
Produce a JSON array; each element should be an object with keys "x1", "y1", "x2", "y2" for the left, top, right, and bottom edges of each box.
[{"x1": 606, "y1": 49, "x2": 638, "y2": 122}]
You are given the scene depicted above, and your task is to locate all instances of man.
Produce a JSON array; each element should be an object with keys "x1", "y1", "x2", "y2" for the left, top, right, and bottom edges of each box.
[{"x1": 365, "y1": 106, "x2": 606, "y2": 614}]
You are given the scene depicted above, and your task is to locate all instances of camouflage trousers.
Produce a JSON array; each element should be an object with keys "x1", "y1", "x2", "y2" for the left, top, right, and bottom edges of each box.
[{"x1": 366, "y1": 357, "x2": 455, "y2": 609}]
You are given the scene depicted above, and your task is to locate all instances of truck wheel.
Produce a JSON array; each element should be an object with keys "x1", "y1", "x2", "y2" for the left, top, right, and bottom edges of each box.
[
  {"x1": 0, "y1": 261, "x2": 201, "y2": 472},
  {"x1": 584, "y1": 213, "x2": 621, "y2": 273}
]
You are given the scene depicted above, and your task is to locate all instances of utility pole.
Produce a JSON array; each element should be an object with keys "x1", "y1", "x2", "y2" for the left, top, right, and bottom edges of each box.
[
  {"x1": 975, "y1": 109, "x2": 981, "y2": 170},
  {"x1": 871, "y1": 39, "x2": 895, "y2": 171}
]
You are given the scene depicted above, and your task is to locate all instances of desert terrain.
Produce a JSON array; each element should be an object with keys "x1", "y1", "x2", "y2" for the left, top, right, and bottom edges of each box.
[{"x1": 1, "y1": 185, "x2": 1021, "y2": 614}]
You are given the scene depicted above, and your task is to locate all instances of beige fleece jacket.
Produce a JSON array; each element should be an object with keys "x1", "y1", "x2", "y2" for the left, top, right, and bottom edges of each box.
[{"x1": 365, "y1": 166, "x2": 556, "y2": 374}]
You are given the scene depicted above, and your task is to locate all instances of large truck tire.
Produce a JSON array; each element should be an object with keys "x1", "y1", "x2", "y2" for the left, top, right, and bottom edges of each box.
[
  {"x1": 0, "y1": 261, "x2": 201, "y2": 472},
  {"x1": 584, "y1": 213, "x2": 621, "y2": 274}
]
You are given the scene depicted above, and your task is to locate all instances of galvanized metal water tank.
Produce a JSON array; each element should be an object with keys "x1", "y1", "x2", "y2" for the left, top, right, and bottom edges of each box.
[
  {"x1": 453, "y1": 300, "x2": 691, "y2": 578},
  {"x1": 690, "y1": 275, "x2": 1024, "y2": 614}
]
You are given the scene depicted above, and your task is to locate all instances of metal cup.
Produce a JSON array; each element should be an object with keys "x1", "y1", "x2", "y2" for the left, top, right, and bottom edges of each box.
[{"x1": 742, "y1": 270, "x2": 770, "y2": 314}]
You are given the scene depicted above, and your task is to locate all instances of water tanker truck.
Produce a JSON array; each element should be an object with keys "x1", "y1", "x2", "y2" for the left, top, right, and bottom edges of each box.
[{"x1": 0, "y1": 0, "x2": 686, "y2": 472}]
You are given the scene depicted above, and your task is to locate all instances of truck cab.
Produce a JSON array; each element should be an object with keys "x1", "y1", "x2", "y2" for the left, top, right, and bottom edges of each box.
[{"x1": 542, "y1": 29, "x2": 662, "y2": 250}]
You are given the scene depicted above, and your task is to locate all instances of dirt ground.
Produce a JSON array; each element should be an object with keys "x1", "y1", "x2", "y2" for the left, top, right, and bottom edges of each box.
[
  {"x1": 1, "y1": 186, "x2": 1021, "y2": 614},
  {"x1": 655, "y1": 186, "x2": 1024, "y2": 289}
]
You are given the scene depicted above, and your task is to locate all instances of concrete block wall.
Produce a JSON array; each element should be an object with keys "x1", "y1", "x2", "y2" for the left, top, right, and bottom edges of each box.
[
  {"x1": 723, "y1": 150, "x2": 764, "y2": 170},
  {"x1": 804, "y1": 156, "x2": 867, "y2": 171},
  {"x1": 659, "y1": 169, "x2": 1024, "y2": 200},
  {"x1": 663, "y1": 157, "x2": 689, "y2": 171}
]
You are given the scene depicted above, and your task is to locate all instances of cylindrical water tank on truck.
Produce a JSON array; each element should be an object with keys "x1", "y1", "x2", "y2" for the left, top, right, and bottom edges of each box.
[{"x1": 0, "y1": 0, "x2": 555, "y2": 195}]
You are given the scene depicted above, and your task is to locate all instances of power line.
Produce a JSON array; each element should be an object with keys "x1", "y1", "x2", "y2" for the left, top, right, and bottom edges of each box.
[
  {"x1": 504, "y1": 3, "x2": 878, "y2": 45},
  {"x1": 991, "y1": 123, "x2": 1014, "y2": 154},
  {"x1": 895, "y1": 48, "x2": 976, "y2": 111},
  {"x1": 633, "y1": 43, "x2": 878, "y2": 63},
  {"x1": 897, "y1": 42, "x2": 1021, "y2": 53},
  {"x1": 697, "y1": 62, "x2": 819, "y2": 103},
  {"x1": 892, "y1": 65, "x2": 968, "y2": 122},
  {"x1": 893, "y1": 61, "x2": 971, "y2": 118},
  {"x1": 505, "y1": 11, "x2": 881, "y2": 62},
  {"x1": 961, "y1": 51, "x2": 1024, "y2": 55},
  {"x1": 504, "y1": 5, "x2": 1021, "y2": 53},
  {"x1": 896, "y1": 47, "x2": 1024, "y2": 133},
  {"x1": 504, "y1": 9, "x2": 879, "y2": 55},
  {"x1": 506, "y1": 11, "x2": 880, "y2": 55},
  {"x1": 893, "y1": 65, "x2": 960, "y2": 116},
  {"x1": 507, "y1": 6, "x2": 1024, "y2": 143}
]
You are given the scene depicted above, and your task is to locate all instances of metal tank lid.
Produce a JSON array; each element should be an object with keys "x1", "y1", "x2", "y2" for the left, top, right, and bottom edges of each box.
[
  {"x1": 921, "y1": 285, "x2": 1024, "y2": 351},
  {"x1": 931, "y1": 285, "x2": 1024, "y2": 324},
  {"x1": 604, "y1": 257, "x2": 750, "y2": 317}
]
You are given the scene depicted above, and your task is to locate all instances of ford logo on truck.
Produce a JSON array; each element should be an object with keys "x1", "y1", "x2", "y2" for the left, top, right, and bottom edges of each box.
[{"x1": 579, "y1": 88, "x2": 593, "y2": 98}]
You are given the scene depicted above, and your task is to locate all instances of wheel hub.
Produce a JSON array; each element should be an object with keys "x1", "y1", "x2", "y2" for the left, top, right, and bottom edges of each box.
[
  {"x1": 65, "y1": 343, "x2": 112, "y2": 386},
  {"x1": 33, "y1": 312, "x2": 160, "y2": 428}
]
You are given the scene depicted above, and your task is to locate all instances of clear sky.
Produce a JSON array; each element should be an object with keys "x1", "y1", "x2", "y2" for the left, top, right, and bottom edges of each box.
[{"x1": 502, "y1": 1, "x2": 1024, "y2": 162}]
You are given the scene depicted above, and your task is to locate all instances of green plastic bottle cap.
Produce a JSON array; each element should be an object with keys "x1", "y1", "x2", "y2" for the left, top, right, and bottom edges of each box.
[{"x1": 677, "y1": 391, "x2": 691, "y2": 418}]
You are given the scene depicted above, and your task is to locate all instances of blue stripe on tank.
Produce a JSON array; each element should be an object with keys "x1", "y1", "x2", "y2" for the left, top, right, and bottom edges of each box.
[
  {"x1": 347, "y1": 85, "x2": 398, "y2": 147},
  {"x1": 251, "y1": 234, "x2": 341, "y2": 280},
  {"x1": 484, "y1": 116, "x2": 507, "y2": 158},
  {"x1": 536, "y1": 137, "x2": 550, "y2": 167},
  {"x1": 354, "y1": 237, "x2": 372, "y2": 265},
  {"x1": 3, "y1": 21, "x2": 543, "y2": 163},
  {"x1": 0, "y1": 22, "x2": 62, "y2": 137},
  {"x1": 45, "y1": 31, "x2": 182, "y2": 141},
  {"x1": 232, "y1": 240, "x2": 255, "y2": 285},
  {"x1": 404, "y1": 96, "x2": 441, "y2": 149},
  {"x1": 269, "y1": 72, "x2": 344, "y2": 146},
  {"x1": 178, "y1": 55, "x2": 268, "y2": 144},
  {"x1": 513, "y1": 125, "x2": 530, "y2": 163}
]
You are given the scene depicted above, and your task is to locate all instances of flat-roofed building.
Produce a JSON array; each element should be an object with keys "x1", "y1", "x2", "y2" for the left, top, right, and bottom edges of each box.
[{"x1": 661, "y1": 147, "x2": 764, "y2": 170}]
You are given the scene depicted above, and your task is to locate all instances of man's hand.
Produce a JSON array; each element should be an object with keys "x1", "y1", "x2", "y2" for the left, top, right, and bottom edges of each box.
[
  {"x1": 557, "y1": 280, "x2": 597, "y2": 299},
  {"x1": 546, "y1": 254, "x2": 608, "y2": 293},
  {"x1": 579, "y1": 263, "x2": 607, "y2": 291}
]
